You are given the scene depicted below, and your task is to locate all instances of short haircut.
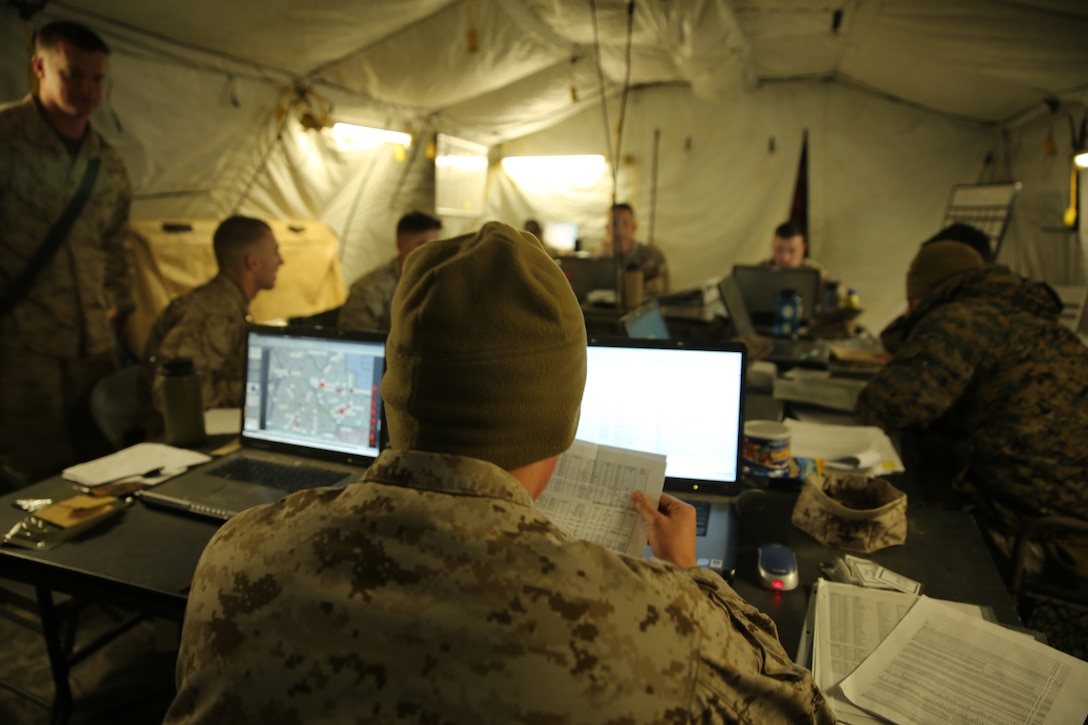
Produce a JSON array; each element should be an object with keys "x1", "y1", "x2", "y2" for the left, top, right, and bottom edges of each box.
[
  {"x1": 922, "y1": 223, "x2": 994, "y2": 264},
  {"x1": 774, "y1": 221, "x2": 804, "y2": 239},
  {"x1": 34, "y1": 21, "x2": 110, "y2": 55},
  {"x1": 611, "y1": 203, "x2": 635, "y2": 218},
  {"x1": 396, "y1": 211, "x2": 442, "y2": 236},
  {"x1": 213, "y1": 216, "x2": 272, "y2": 268}
]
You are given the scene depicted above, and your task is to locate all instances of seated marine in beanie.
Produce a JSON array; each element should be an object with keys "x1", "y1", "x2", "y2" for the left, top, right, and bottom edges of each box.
[
  {"x1": 858, "y1": 241, "x2": 1088, "y2": 579},
  {"x1": 164, "y1": 222, "x2": 833, "y2": 724},
  {"x1": 879, "y1": 223, "x2": 994, "y2": 355}
]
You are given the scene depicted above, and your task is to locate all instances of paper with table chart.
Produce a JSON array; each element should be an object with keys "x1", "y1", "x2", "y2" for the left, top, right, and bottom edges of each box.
[
  {"x1": 536, "y1": 440, "x2": 666, "y2": 558},
  {"x1": 812, "y1": 580, "x2": 988, "y2": 724},
  {"x1": 816, "y1": 581, "x2": 1088, "y2": 724}
]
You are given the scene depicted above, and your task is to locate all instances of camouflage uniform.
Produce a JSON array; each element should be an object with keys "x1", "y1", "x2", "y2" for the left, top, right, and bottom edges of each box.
[
  {"x1": 143, "y1": 273, "x2": 251, "y2": 415},
  {"x1": 596, "y1": 241, "x2": 670, "y2": 294},
  {"x1": 167, "y1": 449, "x2": 833, "y2": 724},
  {"x1": 0, "y1": 95, "x2": 134, "y2": 482},
  {"x1": 857, "y1": 266, "x2": 1088, "y2": 575},
  {"x1": 338, "y1": 256, "x2": 400, "y2": 332}
]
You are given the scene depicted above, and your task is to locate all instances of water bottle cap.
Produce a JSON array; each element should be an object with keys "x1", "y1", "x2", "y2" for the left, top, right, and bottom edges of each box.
[{"x1": 162, "y1": 357, "x2": 195, "y2": 376}]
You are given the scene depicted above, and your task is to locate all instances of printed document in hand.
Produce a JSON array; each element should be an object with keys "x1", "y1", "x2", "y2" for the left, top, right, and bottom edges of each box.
[
  {"x1": 536, "y1": 439, "x2": 666, "y2": 558},
  {"x1": 840, "y1": 595, "x2": 1088, "y2": 724}
]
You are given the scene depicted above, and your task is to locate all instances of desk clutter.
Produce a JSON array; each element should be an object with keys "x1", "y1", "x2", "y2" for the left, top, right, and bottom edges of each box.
[
  {"x1": 809, "y1": 579, "x2": 1088, "y2": 724},
  {"x1": 6, "y1": 481, "x2": 133, "y2": 551}
]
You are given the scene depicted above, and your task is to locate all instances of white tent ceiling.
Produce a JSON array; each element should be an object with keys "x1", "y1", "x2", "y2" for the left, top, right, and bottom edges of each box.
[
  {"x1": 3, "y1": 0, "x2": 1088, "y2": 329},
  {"x1": 19, "y1": 0, "x2": 1088, "y2": 136}
]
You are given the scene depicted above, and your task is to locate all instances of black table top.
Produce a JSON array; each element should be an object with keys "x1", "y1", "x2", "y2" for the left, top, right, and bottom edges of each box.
[
  {"x1": 725, "y1": 485, "x2": 1021, "y2": 651},
  {"x1": 1, "y1": 468, "x2": 1021, "y2": 651},
  {"x1": 0, "y1": 477, "x2": 221, "y2": 620}
]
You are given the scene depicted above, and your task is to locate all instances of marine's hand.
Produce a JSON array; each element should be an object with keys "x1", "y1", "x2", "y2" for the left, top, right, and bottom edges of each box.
[
  {"x1": 631, "y1": 491, "x2": 697, "y2": 569},
  {"x1": 107, "y1": 307, "x2": 130, "y2": 338}
]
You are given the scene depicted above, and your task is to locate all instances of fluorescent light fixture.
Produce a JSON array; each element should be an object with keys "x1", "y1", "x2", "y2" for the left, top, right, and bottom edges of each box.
[
  {"x1": 331, "y1": 122, "x2": 411, "y2": 150},
  {"x1": 1075, "y1": 151, "x2": 1088, "y2": 169},
  {"x1": 501, "y1": 155, "x2": 607, "y2": 187}
]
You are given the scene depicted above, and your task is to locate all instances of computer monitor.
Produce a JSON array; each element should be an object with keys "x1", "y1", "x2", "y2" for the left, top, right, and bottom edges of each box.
[
  {"x1": 577, "y1": 337, "x2": 747, "y2": 495},
  {"x1": 731, "y1": 264, "x2": 822, "y2": 325},
  {"x1": 542, "y1": 221, "x2": 579, "y2": 252},
  {"x1": 622, "y1": 300, "x2": 670, "y2": 340}
]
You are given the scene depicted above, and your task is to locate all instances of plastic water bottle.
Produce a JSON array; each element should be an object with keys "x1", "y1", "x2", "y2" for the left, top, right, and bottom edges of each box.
[
  {"x1": 774, "y1": 289, "x2": 802, "y2": 337},
  {"x1": 822, "y1": 281, "x2": 840, "y2": 313},
  {"x1": 160, "y1": 357, "x2": 206, "y2": 447}
]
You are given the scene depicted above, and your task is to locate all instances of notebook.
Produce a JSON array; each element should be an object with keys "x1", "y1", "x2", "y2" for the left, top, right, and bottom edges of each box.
[
  {"x1": 720, "y1": 275, "x2": 829, "y2": 367},
  {"x1": 731, "y1": 264, "x2": 822, "y2": 327},
  {"x1": 577, "y1": 337, "x2": 747, "y2": 577},
  {"x1": 139, "y1": 325, "x2": 387, "y2": 520},
  {"x1": 556, "y1": 254, "x2": 620, "y2": 301}
]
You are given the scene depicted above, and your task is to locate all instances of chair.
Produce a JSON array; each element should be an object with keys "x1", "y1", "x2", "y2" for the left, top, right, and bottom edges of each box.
[
  {"x1": 1008, "y1": 515, "x2": 1088, "y2": 655},
  {"x1": 89, "y1": 365, "x2": 144, "y2": 450},
  {"x1": 288, "y1": 304, "x2": 342, "y2": 329},
  {"x1": 1009, "y1": 515, "x2": 1088, "y2": 602}
]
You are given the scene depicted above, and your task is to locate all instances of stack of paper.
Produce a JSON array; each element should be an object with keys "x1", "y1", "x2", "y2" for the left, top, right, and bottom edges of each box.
[
  {"x1": 784, "y1": 419, "x2": 904, "y2": 476},
  {"x1": 62, "y1": 443, "x2": 211, "y2": 486},
  {"x1": 812, "y1": 580, "x2": 1088, "y2": 724}
]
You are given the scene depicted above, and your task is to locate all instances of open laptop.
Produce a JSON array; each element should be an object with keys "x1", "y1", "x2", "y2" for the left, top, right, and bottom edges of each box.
[
  {"x1": 542, "y1": 221, "x2": 579, "y2": 253},
  {"x1": 720, "y1": 275, "x2": 829, "y2": 367},
  {"x1": 556, "y1": 254, "x2": 619, "y2": 301},
  {"x1": 140, "y1": 325, "x2": 387, "y2": 520},
  {"x1": 622, "y1": 299, "x2": 670, "y2": 339},
  {"x1": 732, "y1": 264, "x2": 822, "y2": 329},
  {"x1": 577, "y1": 337, "x2": 747, "y2": 578}
]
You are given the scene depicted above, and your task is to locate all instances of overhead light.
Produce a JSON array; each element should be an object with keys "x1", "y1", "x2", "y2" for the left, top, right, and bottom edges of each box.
[
  {"x1": 330, "y1": 123, "x2": 411, "y2": 150},
  {"x1": 501, "y1": 155, "x2": 607, "y2": 187},
  {"x1": 1074, "y1": 151, "x2": 1088, "y2": 169}
]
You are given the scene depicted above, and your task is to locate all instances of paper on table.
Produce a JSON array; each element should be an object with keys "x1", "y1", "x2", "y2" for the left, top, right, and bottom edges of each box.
[
  {"x1": 840, "y1": 595, "x2": 1088, "y2": 725},
  {"x1": 204, "y1": 408, "x2": 242, "y2": 435},
  {"x1": 812, "y1": 580, "x2": 987, "y2": 724},
  {"x1": 62, "y1": 443, "x2": 211, "y2": 486},
  {"x1": 784, "y1": 419, "x2": 904, "y2": 475},
  {"x1": 536, "y1": 439, "x2": 666, "y2": 558}
]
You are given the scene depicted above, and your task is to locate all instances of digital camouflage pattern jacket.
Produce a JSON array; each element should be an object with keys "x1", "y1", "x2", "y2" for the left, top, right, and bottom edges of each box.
[
  {"x1": 857, "y1": 266, "x2": 1088, "y2": 570},
  {"x1": 0, "y1": 95, "x2": 133, "y2": 358},
  {"x1": 143, "y1": 273, "x2": 251, "y2": 413},
  {"x1": 339, "y1": 256, "x2": 400, "y2": 332},
  {"x1": 166, "y1": 449, "x2": 833, "y2": 725}
]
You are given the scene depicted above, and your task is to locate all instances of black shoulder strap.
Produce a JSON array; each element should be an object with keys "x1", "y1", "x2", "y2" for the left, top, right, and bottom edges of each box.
[{"x1": 0, "y1": 157, "x2": 102, "y2": 320}]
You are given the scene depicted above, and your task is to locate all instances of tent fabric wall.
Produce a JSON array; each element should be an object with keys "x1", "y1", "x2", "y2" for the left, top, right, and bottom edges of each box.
[
  {"x1": 125, "y1": 219, "x2": 347, "y2": 358},
  {"x1": 999, "y1": 96, "x2": 1088, "y2": 287},
  {"x1": 2, "y1": 2, "x2": 1087, "y2": 339},
  {"x1": 486, "y1": 81, "x2": 990, "y2": 330}
]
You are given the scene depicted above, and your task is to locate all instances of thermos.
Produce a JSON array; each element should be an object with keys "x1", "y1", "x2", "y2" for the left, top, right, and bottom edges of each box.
[
  {"x1": 822, "y1": 281, "x2": 841, "y2": 313},
  {"x1": 774, "y1": 289, "x2": 802, "y2": 337},
  {"x1": 160, "y1": 357, "x2": 206, "y2": 447}
]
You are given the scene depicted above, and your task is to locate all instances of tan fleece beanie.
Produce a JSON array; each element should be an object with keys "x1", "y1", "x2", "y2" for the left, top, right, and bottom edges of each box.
[
  {"x1": 906, "y1": 240, "x2": 985, "y2": 300},
  {"x1": 382, "y1": 221, "x2": 587, "y2": 470}
]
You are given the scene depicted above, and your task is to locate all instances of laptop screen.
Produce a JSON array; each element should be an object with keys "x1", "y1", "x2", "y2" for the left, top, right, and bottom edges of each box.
[
  {"x1": 623, "y1": 302, "x2": 670, "y2": 340},
  {"x1": 576, "y1": 338, "x2": 746, "y2": 494},
  {"x1": 242, "y1": 326, "x2": 386, "y2": 460},
  {"x1": 543, "y1": 221, "x2": 579, "y2": 252},
  {"x1": 732, "y1": 264, "x2": 821, "y2": 323}
]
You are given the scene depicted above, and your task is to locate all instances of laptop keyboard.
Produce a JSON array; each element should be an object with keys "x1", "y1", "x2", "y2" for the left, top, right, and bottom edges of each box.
[
  {"x1": 210, "y1": 457, "x2": 348, "y2": 492},
  {"x1": 692, "y1": 500, "x2": 710, "y2": 537}
]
